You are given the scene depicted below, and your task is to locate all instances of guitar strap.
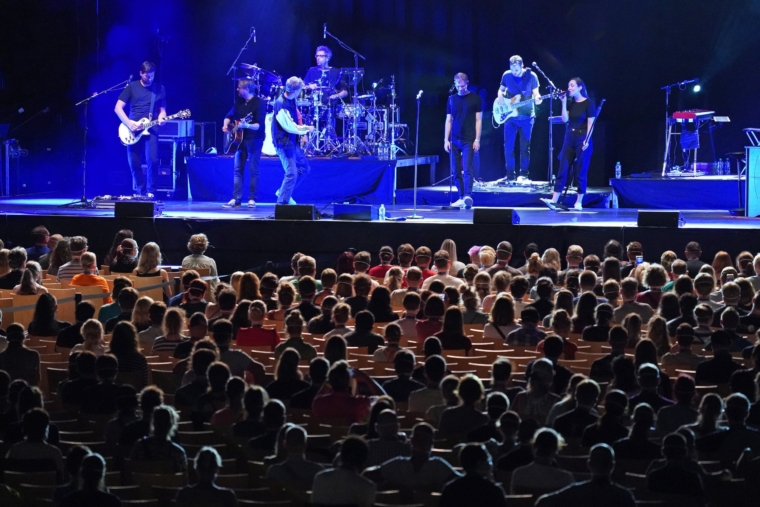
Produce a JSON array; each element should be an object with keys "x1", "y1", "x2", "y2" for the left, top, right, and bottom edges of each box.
[{"x1": 148, "y1": 87, "x2": 156, "y2": 121}]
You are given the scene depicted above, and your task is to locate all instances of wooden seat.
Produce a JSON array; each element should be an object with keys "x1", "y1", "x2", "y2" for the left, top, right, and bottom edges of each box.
[
  {"x1": 130, "y1": 275, "x2": 165, "y2": 303},
  {"x1": 47, "y1": 288, "x2": 77, "y2": 324},
  {"x1": 10, "y1": 293, "x2": 40, "y2": 328},
  {"x1": 152, "y1": 370, "x2": 182, "y2": 395},
  {"x1": 73, "y1": 284, "x2": 110, "y2": 312}
]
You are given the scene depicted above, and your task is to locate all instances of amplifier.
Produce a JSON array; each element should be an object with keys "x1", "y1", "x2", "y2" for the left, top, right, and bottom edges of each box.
[{"x1": 155, "y1": 120, "x2": 194, "y2": 138}]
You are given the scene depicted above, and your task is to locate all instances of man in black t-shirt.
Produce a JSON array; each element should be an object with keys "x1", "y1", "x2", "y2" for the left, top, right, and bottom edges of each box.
[
  {"x1": 114, "y1": 61, "x2": 167, "y2": 196},
  {"x1": 304, "y1": 46, "x2": 348, "y2": 101},
  {"x1": 497, "y1": 55, "x2": 541, "y2": 183},
  {"x1": 222, "y1": 79, "x2": 267, "y2": 208},
  {"x1": 444, "y1": 73, "x2": 482, "y2": 209}
]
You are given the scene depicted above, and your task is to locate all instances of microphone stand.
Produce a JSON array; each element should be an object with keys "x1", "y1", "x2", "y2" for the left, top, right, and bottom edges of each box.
[
  {"x1": 324, "y1": 28, "x2": 367, "y2": 155},
  {"x1": 532, "y1": 63, "x2": 558, "y2": 182},
  {"x1": 659, "y1": 78, "x2": 697, "y2": 176},
  {"x1": 555, "y1": 99, "x2": 606, "y2": 211},
  {"x1": 407, "y1": 92, "x2": 423, "y2": 219},
  {"x1": 61, "y1": 78, "x2": 130, "y2": 209},
  {"x1": 226, "y1": 28, "x2": 256, "y2": 102}
]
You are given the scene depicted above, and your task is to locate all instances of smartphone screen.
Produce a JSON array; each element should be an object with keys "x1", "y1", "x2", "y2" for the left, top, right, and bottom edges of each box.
[{"x1": 636, "y1": 255, "x2": 643, "y2": 265}]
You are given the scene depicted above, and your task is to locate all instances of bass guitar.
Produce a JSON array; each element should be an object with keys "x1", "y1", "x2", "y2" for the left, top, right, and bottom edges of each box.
[
  {"x1": 492, "y1": 91, "x2": 561, "y2": 125},
  {"x1": 118, "y1": 109, "x2": 191, "y2": 146},
  {"x1": 224, "y1": 113, "x2": 254, "y2": 154}
]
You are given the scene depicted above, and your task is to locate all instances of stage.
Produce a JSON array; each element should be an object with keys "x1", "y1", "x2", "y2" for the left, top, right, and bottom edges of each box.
[{"x1": 0, "y1": 198, "x2": 758, "y2": 280}]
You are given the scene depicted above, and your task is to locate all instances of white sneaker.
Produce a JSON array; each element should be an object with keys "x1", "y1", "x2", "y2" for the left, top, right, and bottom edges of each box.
[
  {"x1": 222, "y1": 198, "x2": 241, "y2": 208},
  {"x1": 540, "y1": 198, "x2": 558, "y2": 210},
  {"x1": 516, "y1": 176, "x2": 530, "y2": 184},
  {"x1": 451, "y1": 198, "x2": 465, "y2": 208},
  {"x1": 573, "y1": 202, "x2": 583, "y2": 211},
  {"x1": 247, "y1": 199, "x2": 256, "y2": 208},
  {"x1": 463, "y1": 195, "x2": 473, "y2": 209}
]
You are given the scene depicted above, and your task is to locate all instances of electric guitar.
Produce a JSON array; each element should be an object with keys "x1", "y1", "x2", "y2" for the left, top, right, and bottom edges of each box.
[
  {"x1": 224, "y1": 113, "x2": 254, "y2": 154},
  {"x1": 492, "y1": 91, "x2": 561, "y2": 125},
  {"x1": 118, "y1": 109, "x2": 191, "y2": 146}
]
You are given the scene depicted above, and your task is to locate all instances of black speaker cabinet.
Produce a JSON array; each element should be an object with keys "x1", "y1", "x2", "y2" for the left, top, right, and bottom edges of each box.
[
  {"x1": 472, "y1": 207, "x2": 520, "y2": 225},
  {"x1": 333, "y1": 204, "x2": 379, "y2": 221},
  {"x1": 637, "y1": 210, "x2": 684, "y2": 228},
  {"x1": 275, "y1": 204, "x2": 316, "y2": 220},
  {"x1": 114, "y1": 201, "x2": 159, "y2": 218}
]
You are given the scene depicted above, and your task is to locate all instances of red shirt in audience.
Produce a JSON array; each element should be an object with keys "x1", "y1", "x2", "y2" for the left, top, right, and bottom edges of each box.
[
  {"x1": 236, "y1": 326, "x2": 280, "y2": 350},
  {"x1": 312, "y1": 390, "x2": 370, "y2": 424}
]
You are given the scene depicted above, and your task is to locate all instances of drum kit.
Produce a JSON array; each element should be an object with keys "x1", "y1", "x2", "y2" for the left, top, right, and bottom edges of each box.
[{"x1": 237, "y1": 63, "x2": 408, "y2": 159}]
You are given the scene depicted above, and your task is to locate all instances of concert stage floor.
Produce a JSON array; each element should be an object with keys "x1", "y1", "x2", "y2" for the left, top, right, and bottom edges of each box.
[{"x1": 0, "y1": 198, "x2": 757, "y2": 277}]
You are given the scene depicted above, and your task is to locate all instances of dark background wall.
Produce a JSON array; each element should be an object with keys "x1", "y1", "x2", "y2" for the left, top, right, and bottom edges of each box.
[{"x1": 1, "y1": 0, "x2": 759, "y2": 197}]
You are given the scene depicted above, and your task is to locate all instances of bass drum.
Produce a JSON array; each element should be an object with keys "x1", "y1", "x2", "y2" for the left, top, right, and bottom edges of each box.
[{"x1": 262, "y1": 112, "x2": 276, "y2": 156}]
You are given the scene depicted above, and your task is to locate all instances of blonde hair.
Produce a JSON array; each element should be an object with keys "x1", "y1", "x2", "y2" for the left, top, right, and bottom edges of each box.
[
  {"x1": 230, "y1": 271, "x2": 244, "y2": 292},
  {"x1": 80, "y1": 252, "x2": 97, "y2": 271},
  {"x1": 81, "y1": 319, "x2": 104, "y2": 349},
  {"x1": 528, "y1": 253, "x2": 542, "y2": 277},
  {"x1": 187, "y1": 234, "x2": 209, "y2": 255},
  {"x1": 163, "y1": 307, "x2": 185, "y2": 336},
  {"x1": 132, "y1": 296, "x2": 154, "y2": 328},
  {"x1": 479, "y1": 246, "x2": 496, "y2": 268},
  {"x1": 384, "y1": 267, "x2": 404, "y2": 292},
  {"x1": 542, "y1": 248, "x2": 561, "y2": 271},
  {"x1": 440, "y1": 239, "x2": 460, "y2": 275},
  {"x1": 137, "y1": 242, "x2": 162, "y2": 272}
]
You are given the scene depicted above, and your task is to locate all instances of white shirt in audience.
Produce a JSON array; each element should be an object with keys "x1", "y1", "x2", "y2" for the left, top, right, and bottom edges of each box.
[{"x1": 421, "y1": 274, "x2": 466, "y2": 291}]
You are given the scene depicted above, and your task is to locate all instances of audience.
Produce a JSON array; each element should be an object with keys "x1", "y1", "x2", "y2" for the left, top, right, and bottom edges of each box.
[{"x1": 5, "y1": 232, "x2": 760, "y2": 506}]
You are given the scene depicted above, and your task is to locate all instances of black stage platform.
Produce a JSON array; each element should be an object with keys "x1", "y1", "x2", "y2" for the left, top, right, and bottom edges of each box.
[{"x1": 0, "y1": 198, "x2": 758, "y2": 279}]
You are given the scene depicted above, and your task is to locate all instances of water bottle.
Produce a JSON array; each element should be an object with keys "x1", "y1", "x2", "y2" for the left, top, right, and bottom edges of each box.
[
  {"x1": 723, "y1": 158, "x2": 730, "y2": 175},
  {"x1": 615, "y1": 161, "x2": 622, "y2": 179},
  {"x1": 378, "y1": 203, "x2": 386, "y2": 221}
]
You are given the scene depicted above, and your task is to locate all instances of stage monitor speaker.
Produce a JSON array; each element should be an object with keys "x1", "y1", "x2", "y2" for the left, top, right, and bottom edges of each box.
[
  {"x1": 275, "y1": 204, "x2": 316, "y2": 220},
  {"x1": 637, "y1": 210, "x2": 684, "y2": 228},
  {"x1": 472, "y1": 207, "x2": 520, "y2": 225},
  {"x1": 333, "y1": 204, "x2": 379, "y2": 221},
  {"x1": 114, "y1": 201, "x2": 159, "y2": 218}
]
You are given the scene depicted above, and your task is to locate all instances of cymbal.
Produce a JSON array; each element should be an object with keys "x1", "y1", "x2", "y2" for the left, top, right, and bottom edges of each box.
[
  {"x1": 357, "y1": 94, "x2": 375, "y2": 99},
  {"x1": 239, "y1": 64, "x2": 281, "y2": 84}
]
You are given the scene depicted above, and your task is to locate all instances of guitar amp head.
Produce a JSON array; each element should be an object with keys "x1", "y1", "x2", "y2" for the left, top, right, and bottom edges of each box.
[{"x1": 156, "y1": 119, "x2": 194, "y2": 139}]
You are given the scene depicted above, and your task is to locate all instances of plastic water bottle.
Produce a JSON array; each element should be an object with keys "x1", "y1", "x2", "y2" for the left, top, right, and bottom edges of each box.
[
  {"x1": 615, "y1": 161, "x2": 622, "y2": 179},
  {"x1": 378, "y1": 203, "x2": 386, "y2": 221}
]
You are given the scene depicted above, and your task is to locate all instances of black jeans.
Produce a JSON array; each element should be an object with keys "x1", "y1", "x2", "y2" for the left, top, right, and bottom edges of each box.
[
  {"x1": 450, "y1": 139, "x2": 474, "y2": 197},
  {"x1": 554, "y1": 133, "x2": 593, "y2": 194},
  {"x1": 503, "y1": 116, "x2": 534, "y2": 179},
  {"x1": 126, "y1": 133, "x2": 158, "y2": 195},
  {"x1": 232, "y1": 138, "x2": 264, "y2": 201}
]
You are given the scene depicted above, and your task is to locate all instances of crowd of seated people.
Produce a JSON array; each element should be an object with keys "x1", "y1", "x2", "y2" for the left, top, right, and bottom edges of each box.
[{"x1": 2, "y1": 228, "x2": 760, "y2": 506}]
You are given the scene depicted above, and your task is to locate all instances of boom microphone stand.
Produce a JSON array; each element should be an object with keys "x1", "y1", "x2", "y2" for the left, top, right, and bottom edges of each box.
[
  {"x1": 61, "y1": 77, "x2": 131, "y2": 209},
  {"x1": 407, "y1": 90, "x2": 424, "y2": 219},
  {"x1": 227, "y1": 27, "x2": 256, "y2": 102},
  {"x1": 531, "y1": 62, "x2": 558, "y2": 182}
]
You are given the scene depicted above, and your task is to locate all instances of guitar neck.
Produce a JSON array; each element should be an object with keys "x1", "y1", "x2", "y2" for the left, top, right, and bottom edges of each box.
[
  {"x1": 513, "y1": 93, "x2": 553, "y2": 108},
  {"x1": 143, "y1": 113, "x2": 181, "y2": 129}
]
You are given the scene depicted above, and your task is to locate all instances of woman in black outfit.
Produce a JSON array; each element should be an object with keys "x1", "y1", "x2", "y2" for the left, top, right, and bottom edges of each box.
[
  {"x1": 543, "y1": 77, "x2": 596, "y2": 210},
  {"x1": 28, "y1": 293, "x2": 71, "y2": 337}
]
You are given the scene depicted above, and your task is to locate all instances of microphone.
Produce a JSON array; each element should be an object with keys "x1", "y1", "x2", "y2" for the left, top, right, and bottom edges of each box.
[
  {"x1": 125, "y1": 74, "x2": 133, "y2": 88},
  {"x1": 449, "y1": 84, "x2": 456, "y2": 94},
  {"x1": 680, "y1": 78, "x2": 698, "y2": 85},
  {"x1": 373, "y1": 78, "x2": 383, "y2": 89},
  {"x1": 252, "y1": 27, "x2": 256, "y2": 43},
  {"x1": 416, "y1": 90, "x2": 423, "y2": 100},
  {"x1": 323, "y1": 23, "x2": 327, "y2": 39}
]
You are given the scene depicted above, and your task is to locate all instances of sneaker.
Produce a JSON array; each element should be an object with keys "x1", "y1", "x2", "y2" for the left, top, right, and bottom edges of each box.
[
  {"x1": 451, "y1": 198, "x2": 465, "y2": 208},
  {"x1": 516, "y1": 176, "x2": 531, "y2": 184},
  {"x1": 573, "y1": 202, "x2": 583, "y2": 211},
  {"x1": 540, "y1": 198, "x2": 558, "y2": 210},
  {"x1": 222, "y1": 199, "x2": 241, "y2": 208},
  {"x1": 463, "y1": 195, "x2": 473, "y2": 209},
  {"x1": 247, "y1": 199, "x2": 256, "y2": 208}
]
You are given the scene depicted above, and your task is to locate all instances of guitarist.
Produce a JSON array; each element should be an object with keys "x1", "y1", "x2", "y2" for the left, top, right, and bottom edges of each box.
[
  {"x1": 497, "y1": 55, "x2": 541, "y2": 184},
  {"x1": 221, "y1": 78, "x2": 266, "y2": 208},
  {"x1": 114, "y1": 61, "x2": 167, "y2": 197}
]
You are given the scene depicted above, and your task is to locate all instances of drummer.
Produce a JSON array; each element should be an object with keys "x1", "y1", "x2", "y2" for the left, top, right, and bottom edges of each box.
[{"x1": 304, "y1": 46, "x2": 348, "y2": 102}]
